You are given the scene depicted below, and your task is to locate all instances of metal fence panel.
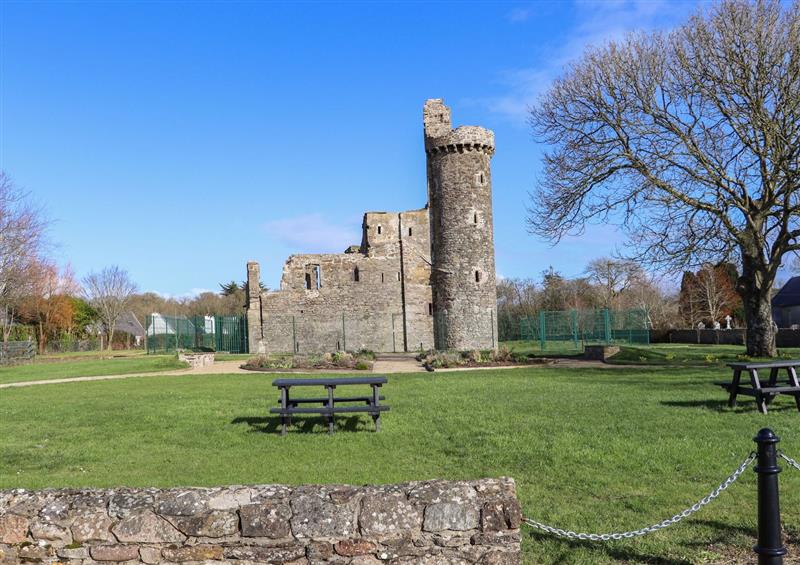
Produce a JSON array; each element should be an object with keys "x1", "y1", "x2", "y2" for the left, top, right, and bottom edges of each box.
[
  {"x1": 146, "y1": 314, "x2": 248, "y2": 354},
  {"x1": 501, "y1": 308, "x2": 649, "y2": 352}
]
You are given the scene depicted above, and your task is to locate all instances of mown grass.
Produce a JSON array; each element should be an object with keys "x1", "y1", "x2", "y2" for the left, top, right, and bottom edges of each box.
[
  {"x1": 501, "y1": 340, "x2": 800, "y2": 366},
  {"x1": 0, "y1": 355, "x2": 187, "y2": 385},
  {"x1": 2, "y1": 366, "x2": 800, "y2": 563}
]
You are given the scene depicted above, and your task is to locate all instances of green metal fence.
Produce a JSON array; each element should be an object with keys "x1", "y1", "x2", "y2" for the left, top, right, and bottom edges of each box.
[
  {"x1": 500, "y1": 308, "x2": 649, "y2": 351},
  {"x1": 146, "y1": 314, "x2": 248, "y2": 354}
]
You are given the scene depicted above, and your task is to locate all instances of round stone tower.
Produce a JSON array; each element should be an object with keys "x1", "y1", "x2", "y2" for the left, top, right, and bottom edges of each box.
[{"x1": 424, "y1": 99, "x2": 498, "y2": 351}]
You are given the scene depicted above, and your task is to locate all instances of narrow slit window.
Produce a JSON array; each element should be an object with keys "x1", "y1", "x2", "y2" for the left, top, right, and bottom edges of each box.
[
  {"x1": 473, "y1": 212, "x2": 478, "y2": 224},
  {"x1": 428, "y1": 303, "x2": 433, "y2": 316},
  {"x1": 480, "y1": 172, "x2": 485, "y2": 184},
  {"x1": 408, "y1": 227, "x2": 413, "y2": 236},
  {"x1": 475, "y1": 271, "x2": 481, "y2": 283},
  {"x1": 305, "y1": 273, "x2": 312, "y2": 290},
  {"x1": 381, "y1": 273, "x2": 385, "y2": 283},
  {"x1": 377, "y1": 226, "x2": 382, "y2": 235},
  {"x1": 354, "y1": 267, "x2": 360, "y2": 282}
]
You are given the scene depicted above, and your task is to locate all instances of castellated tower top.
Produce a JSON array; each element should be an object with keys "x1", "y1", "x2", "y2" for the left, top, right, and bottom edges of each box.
[
  {"x1": 423, "y1": 99, "x2": 452, "y2": 138},
  {"x1": 423, "y1": 98, "x2": 494, "y2": 155}
]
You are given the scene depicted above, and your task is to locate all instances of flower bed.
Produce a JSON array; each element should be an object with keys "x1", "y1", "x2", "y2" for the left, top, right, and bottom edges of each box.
[
  {"x1": 242, "y1": 350, "x2": 375, "y2": 371},
  {"x1": 417, "y1": 347, "x2": 552, "y2": 369}
]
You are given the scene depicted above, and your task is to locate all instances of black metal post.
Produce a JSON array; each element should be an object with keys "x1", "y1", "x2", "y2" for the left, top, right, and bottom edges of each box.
[{"x1": 754, "y1": 428, "x2": 787, "y2": 565}]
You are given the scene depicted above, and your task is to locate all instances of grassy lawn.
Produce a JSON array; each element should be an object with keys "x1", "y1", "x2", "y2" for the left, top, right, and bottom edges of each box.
[
  {"x1": 2, "y1": 366, "x2": 800, "y2": 563},
  {"x1": 38, "y1": 349, "x2": 148, "y2": 360},
  {"x1": 502, "y1": 340, "x2": 800, "y2": 366},
  {"x1": 0, "y1": 355, "x2": 187, "y2": 385}
]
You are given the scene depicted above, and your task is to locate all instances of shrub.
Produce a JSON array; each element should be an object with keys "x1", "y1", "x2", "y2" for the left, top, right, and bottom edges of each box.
[
  {"x1": 243, "y1": 354, "x2": 294, "y2": 370},
  {"x1": 357, "y1": 349, "x2": 376, "y2": 360},
  {"x1": 355, "y1": 361, "x2": 370, "y2": 370},
  {"x1": 493, "y1": 345, "x2": 513, "y2": 363}
]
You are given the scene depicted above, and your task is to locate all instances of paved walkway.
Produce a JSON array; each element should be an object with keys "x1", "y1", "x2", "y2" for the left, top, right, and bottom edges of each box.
[{"x1": 0, "y1": 357, "x2": 625, "y2": 390}]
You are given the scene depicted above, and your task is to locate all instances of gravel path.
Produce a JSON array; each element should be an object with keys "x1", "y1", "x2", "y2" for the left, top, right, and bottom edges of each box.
[{"x1": 0, "y1": 357, "x2": 629, "y2": 389}]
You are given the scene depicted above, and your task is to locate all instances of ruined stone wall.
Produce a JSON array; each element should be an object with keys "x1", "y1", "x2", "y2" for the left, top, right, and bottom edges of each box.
[
  {"x1": 251, "y1": 209, "x2": 434, "y2": 354},
  {"x1": 398, "y1": 209, "x2": 434, "y2": 352},
  {"x1": 0, "y1": 478, "x2": 521, "y2": 564},
  {"x1": 425, "y1": 100, "x2": 498, "y2": 351}
]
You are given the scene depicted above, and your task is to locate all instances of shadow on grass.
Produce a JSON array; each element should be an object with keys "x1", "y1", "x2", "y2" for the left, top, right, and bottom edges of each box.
[
  {"x1": 660, "y1": 399, "x2": 798, "y2": 413},
  {"x1": 527, "y1": 518, "x2": 758, "y2": 564},
  {"x1": 526, "y1": 531, "x2": 692, "y2": 565},
  {"x1": 231, "y1": 415, "x2": 372, "y2": 434}
]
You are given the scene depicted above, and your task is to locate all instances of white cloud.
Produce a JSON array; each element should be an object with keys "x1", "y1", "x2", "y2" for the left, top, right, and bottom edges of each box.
[
  {"x1": 264, "y1": 213, "x2": 361, "y2": 254},
  {"x1": 146, "y1": 287, "x2": 214, "y2": 300},
  {"x1": 486, "y1": 0, "x2": 698, "y2": 123}
]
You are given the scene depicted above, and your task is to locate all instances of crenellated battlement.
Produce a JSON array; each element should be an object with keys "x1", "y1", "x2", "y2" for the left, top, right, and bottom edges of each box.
[{"x1": 425, "y1": 125, "x2": 495, "y2": 155}]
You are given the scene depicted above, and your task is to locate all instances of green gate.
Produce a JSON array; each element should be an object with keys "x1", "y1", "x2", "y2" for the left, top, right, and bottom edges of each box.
[{"x1": 146, "y1": 314, "x2": 248, "y2": 354}]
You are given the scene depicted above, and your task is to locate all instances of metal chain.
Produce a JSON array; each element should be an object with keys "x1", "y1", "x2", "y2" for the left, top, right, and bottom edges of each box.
[
  {"x1": 522, "y1": 452, "x2": 756, "y2": 542},
  {"x1": 779, "y1": 451, "x2": 800, "y2": 472}
]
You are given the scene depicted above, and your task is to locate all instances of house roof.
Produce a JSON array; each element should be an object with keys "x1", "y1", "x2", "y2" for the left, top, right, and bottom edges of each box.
[
  {"x1": 114, "y1": 312, "x2": 145, "y2": 337},
  {"x1": 772, "y1": 276, "x2": 800, "y2": 308}
]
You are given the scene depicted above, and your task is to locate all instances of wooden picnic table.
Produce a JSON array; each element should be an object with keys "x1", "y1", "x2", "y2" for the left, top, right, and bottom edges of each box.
[
  {"x1": 270, "y1": 376, "x2": 389, "y2": 435},
  {"x1": 715, "y1": 360, "x2": 800, "y2": 414}
]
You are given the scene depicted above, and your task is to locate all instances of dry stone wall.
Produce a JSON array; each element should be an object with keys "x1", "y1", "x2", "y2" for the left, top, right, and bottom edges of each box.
[{"x1": 0, "y1": 478, "x2": 521, "y2": 564}]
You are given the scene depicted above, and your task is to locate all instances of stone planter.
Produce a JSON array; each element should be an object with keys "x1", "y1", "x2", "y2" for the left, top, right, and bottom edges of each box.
[
  {"x1": 178, "y1": 352, "x2": 215, "y2": 369},
  {"x1": 584, "y1": 345, "x2": 620, "y2": 361}
]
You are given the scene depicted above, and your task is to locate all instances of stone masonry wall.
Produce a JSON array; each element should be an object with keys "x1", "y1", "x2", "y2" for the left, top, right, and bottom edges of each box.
[
  {"x1": 250, "y1": 208, "x2": 435, "y2": 354},
  {"x1": 0, "y1": 478, "x2": 522, "y2": 564},
  {"x1": 425, "y1": 99, "x2": 498, "y2": 351}
]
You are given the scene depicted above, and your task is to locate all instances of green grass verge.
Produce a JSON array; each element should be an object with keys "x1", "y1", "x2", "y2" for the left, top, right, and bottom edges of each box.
[
  {"x1": 1, "y1": 366, "x2": 799, "y2": 563},
  {"x1": 501, "y1": 340, "x2": 800, "y2": 366},
  {"x1": 0, "y1": 355, "x2": 188, "y2": 385}
]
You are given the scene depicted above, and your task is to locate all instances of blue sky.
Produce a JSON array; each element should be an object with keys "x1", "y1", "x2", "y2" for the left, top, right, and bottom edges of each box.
[{"x1": 0, "y1": 0, "x2": 701, "y2": 296}]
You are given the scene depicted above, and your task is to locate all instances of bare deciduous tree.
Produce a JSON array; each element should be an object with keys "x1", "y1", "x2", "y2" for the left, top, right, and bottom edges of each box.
[
  {"x1": 83, "y1": 266, "x2": 138, "y2": 350},
  {"x1": 527, "y1": 0, "x2": 800, "y2": 356},
  {"x1": 0, "y1": 172, "x2": 47, "y2": 341},
  {"x1": 585, "y1": 258, "x2": 644, "y2": 309}
]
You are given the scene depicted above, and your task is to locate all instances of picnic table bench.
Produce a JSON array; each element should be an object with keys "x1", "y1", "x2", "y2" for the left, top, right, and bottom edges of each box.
[
  {"x1": 715, "y1": 360, "x2": 800, "y2": 414},
  {"x1": 270, "y1": 376, "x2": 389, "y2": 435}
]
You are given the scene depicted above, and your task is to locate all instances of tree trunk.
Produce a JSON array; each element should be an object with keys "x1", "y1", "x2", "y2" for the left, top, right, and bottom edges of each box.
[
  {"x1": 107, "y1": 329, "x2": 115, "y2": 351},
  {"x1": 737, "y1": 252, "x2": 777, "y2": 358}
]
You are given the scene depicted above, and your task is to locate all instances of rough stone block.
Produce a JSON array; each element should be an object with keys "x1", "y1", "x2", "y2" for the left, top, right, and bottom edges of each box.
[
  {"x1": 90, "y1": 544, "x2": 141, "y2": 561},
  {"x1": 112, "y1": 510, "x2": 185, "y2": 543},
  {"x1": 161, "y1": 544, "x2": 223, "y2": 561},
  {"x1": 71, "y1": 510, "x2": 113, "y2": 543},
  {"x1": 359, "y1": 493, "x2": 422, "y2": 537},
  {"x1": 290, "y1": 493, "x2": 356, "y2": 539},
  {"x1": 0, "y1": 514, "x2": 28, "y2": 544},
  {"x1": 240, "y1": 501, "x2": 291, "y2": 538},
  {"x1": 165, "y1": 509, "x2": 238, "y2": 538},
  {"x1": 334, "y1": 538, "x2": 377, "y2": 556},
  {"x1": 224, "y1": 543, "x2": 306, "y2": 562},
  {"x1": 29, "y1": 519, "x2": 72, "y2": 543},
  {"x1": 423, "y1": 502, "x2": 479, "y2": 532}
]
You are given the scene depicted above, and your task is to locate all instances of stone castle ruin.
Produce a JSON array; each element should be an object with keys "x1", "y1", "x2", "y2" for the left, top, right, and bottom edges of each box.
[{"x1": 246, "y1": 99, "x2": 497, "y2": 354}]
